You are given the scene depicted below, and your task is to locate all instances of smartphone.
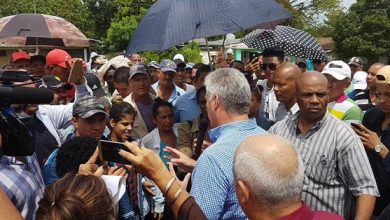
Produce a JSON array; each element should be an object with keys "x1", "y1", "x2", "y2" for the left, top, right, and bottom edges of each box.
[
  {"x1": 67, "y1": 58, "x2": 83, "y2": 83},
  {"x1": 98, "y1": 140, "x2": 131, "y2": 164},
  {"x1": 350, "y1": 123, "x2": 362, "y2": 130}
]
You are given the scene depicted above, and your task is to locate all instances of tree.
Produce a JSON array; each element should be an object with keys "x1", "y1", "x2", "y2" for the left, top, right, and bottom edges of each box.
[
  {"x1": 276, "y1": 0, "x2": 341, "y2": 36},
  {"x1": 331, "y1": 0, "x2": 390, "y2": 63},
  {"x1": 141, "y1": 41, "x2": 202, "y2": 63},
  {"x1": 0, "y1": 0, "x2": 95, "y2": 38}
]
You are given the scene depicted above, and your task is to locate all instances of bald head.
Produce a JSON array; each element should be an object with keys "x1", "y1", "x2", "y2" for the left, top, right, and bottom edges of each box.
[
  {"x1": 296, "y1": 71, "x2": 328, "y2": 91},
  {"x1": 234, "y1": 135, "x2": 304, "y2": 204},
  {"x1": 275, "y1": 63, "x2": 301, "y2": 79},
  {"x1": 296, "y1": 72, "x2": 329, "y2": 122},
  {"x1": 367, "y1": 63, "x2": 385, "y2": 88},
  {"x1": 273, "y1": 63, "x2": 302, "y2": 105}
]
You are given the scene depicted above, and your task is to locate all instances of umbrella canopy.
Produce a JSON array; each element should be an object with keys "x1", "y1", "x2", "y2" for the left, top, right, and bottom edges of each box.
[
  {"x1": 241, "y1": 25, "x2": 328, "y2": 61},
  {"x1": 0, "y1": 14, "x2": 89, "y2": 47},
  {"x1": 126, "y1": 0, "x2": 291, "y2": 55}
]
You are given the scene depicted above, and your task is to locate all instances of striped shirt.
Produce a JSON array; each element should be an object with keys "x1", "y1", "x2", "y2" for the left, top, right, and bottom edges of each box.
[
  {"x1": 327, "y1": 94, "x2": 363, "y2": 124},
  {"x1": 269, "y1": 112, "x2": 379, "y2": 219}
]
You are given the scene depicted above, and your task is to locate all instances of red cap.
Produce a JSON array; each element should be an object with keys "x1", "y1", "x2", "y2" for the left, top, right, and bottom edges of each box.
[
  {"x1": 46, "y1": 49, "x2": 73, "y2": 69},
  {"x1": 12, "y1": 51, "x2": 29, "y2": 62}
]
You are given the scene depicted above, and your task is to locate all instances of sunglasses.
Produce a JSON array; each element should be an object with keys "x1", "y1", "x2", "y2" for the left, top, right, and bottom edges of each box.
[{"x1": 260, "y1": 63, "x2": 278, "y2": 71}]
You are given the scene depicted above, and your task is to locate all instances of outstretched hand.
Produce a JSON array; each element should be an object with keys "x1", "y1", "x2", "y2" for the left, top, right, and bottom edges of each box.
[{"x1": 164, "y1": 147, "x2": 197, "y2": 172}]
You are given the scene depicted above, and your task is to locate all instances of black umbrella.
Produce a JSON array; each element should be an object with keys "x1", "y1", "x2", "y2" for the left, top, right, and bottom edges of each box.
[
  {"x1": 241, "y1": 25, "x2": 328, "y2": 61},
  {"x1": 126, "y1": 0, "x2": 291, "y2": 55}
]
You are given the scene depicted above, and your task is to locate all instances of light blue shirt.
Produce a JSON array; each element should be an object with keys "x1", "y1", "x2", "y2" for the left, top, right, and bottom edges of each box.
[
  {"x1": 152, "y1": 81, "x2": 186, "y2": 105},
  {"x1": 191, "y1": 118, "x2": 267, "y2": 219},
  {"x1": 173, "y1": 91, "x2": 201, "y2": 122}
]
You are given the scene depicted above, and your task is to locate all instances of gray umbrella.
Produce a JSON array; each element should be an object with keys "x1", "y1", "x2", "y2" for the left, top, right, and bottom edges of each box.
[
  {"x1": 126, "y1": 0, "x2": 291, "y2": 55},
  {"x1": 0, "y1": 14, "x2": 90, "y2": 47},
  {"x1": 241, "y1": 25, "x2": 329, "y2": 61}
]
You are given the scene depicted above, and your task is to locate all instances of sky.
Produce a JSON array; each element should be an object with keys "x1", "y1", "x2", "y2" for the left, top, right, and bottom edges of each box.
[{"x1": 341, "y1": 0, "x2": 356, "y2": 9}]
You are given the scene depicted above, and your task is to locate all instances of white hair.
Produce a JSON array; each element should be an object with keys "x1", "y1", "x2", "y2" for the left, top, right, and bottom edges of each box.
[
  {"x1": 233, "y1": 146, "x2": 304, "y2": 205},
  {"x1": 204, "y1": 68, "x2": 251, "y2": 115}
]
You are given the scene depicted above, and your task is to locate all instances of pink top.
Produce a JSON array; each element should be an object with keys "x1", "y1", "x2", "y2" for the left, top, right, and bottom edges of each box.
[{"x1": 278, "y1": 203, "x2": 344, "y2": 220}]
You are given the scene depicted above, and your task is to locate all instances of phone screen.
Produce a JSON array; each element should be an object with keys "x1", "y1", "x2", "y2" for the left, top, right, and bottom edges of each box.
[{"x1": 99, "y1": 140, "x2": 131, "y2": 164}]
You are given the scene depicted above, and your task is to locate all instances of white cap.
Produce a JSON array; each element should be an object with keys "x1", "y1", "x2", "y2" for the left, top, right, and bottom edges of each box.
[
  {"x1": 226, "y1": 48, "x2": 234, "y2": 54},
  {"x1": 321, "y1": 60, "x2": 351, "y2": 80},
  {"x1": 352, "y1": 71, "x2": 368, "y2": 90},
  {"x1": 173, "y1": 54, "x2": 185, "y2": 62}
]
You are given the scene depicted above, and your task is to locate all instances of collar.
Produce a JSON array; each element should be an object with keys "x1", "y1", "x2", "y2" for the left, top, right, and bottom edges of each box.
[
  {"x1": 290, "y1": 103, "x2": 300, "y2": 115},
  {"x1": 292, "y1": 112, "x2": 329, "y2": 136},
  {"x1": 277, "y1": 203, "x2": 314, "y2": 220},
  {"x1": 209, "y1": 118, "x2": 257, "y2": 142},
  {"x1": 0, "y1": 155, "x2": 30, "y2": 166},
  {"x1": 335, "y1": 94, "x2": 348, "y2": 103}
]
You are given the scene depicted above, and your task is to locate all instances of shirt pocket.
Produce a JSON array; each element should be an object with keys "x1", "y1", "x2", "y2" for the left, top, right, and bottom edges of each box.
[{"x1": 305, "y1": 154, "x2": 337, "y2": 184}]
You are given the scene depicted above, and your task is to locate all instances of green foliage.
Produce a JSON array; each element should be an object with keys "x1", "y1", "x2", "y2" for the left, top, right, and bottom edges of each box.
[
  {"x1": 331, "y1": 0, "x2": 390, "y2": 61},
  {"x1": 276, "y1": 0, "x2": 342, "y2": 36},
  {"x1": 0, "y1": 0, "x2": 95, "y2": 38},
  {"x1": 141, "y1": 42, "x2": 202, "y2": 63},
  {"x1": 103, "y1": 15, "x2": 140, "y2": 53}
]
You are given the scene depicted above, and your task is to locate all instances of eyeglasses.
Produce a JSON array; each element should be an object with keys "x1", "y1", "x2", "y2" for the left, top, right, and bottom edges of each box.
[{"x1": 260, "y1": 63, "x2": 277, "y2": 71}]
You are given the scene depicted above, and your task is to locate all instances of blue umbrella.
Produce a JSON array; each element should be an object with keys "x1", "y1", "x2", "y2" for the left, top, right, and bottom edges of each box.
[{"x1": 126, "y1": 0, "x2": 291, "y2": 55}]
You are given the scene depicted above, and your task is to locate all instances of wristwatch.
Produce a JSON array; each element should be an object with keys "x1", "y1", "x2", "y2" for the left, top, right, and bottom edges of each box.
[{"x1": 374, "y1": 144, "x2": 383, "y2": 153}]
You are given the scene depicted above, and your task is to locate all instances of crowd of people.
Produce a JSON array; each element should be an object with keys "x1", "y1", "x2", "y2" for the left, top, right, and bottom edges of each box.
[{"x1": 0, "y1": 46, "x2": 389, "y2": 220}]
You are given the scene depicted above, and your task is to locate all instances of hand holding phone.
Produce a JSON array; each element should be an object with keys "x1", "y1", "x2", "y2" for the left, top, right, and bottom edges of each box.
[
  {"x1": 68, "y1": 58, "x2": 84, "y2": 84},
  {"x1": 99, "y1": 140, "x2": 131, "y2": 165}
]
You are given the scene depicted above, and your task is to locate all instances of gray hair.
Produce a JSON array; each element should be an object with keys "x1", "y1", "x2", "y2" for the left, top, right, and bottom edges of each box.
[
  {"x1": 233, "y1": 146, "x2": 304, "y2": 205},
  {"x1": 204, "y1": 68, "x2": 251, "y2": 115}
]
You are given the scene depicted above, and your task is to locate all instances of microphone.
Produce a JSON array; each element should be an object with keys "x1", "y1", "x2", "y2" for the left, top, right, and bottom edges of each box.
[
  {"x1": 0, "y1": 87, "x2": 54, "y2": 104},
  {"x1": 194, "y1": 118, "x2": 209, "y2": 160}
]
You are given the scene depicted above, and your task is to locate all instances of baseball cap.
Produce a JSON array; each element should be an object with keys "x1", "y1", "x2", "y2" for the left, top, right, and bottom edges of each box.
[
  {"x1": 129, "y1": 64, "x2": 149, "y2": 80},
  {"x1": 351, "y1": 71, "x2": 368, "y2": 90},
  {"x1": 348, "y1": 57, "x2": 363, "y2": 67},
  {"x1": 376, "y1": 65, "x2": 390, "y2": 86},
  {"x1": 173, "y1": 54, "x2": 185, "y2": 62},
  {"x1": 46, "y1": 49, "x2": 73, "y2": 69},
  {"x1": 321, "y1": 60, "x2": 351, "y2": 80},
  {"x1": 159, "y1": 59, "x2": 177, "y2": 73},
  {"x1": 147, "y1": 61, "x2": 160, "y2": 69},
  {"x1": 85, "y1": 73, "x2": 106, "y2": 98},
  {"x1": 185, "y1": 63, "x2": 194, "y2": 70},
  {"x1": 40, "y1": 75, "x2": 72, "y2": 90},
  {"x1": 12, "y1": 51, "x2": 29, "y2": 62},
  {"x1": 73, "y1": 95, "x2": 108, "y2": 119}
]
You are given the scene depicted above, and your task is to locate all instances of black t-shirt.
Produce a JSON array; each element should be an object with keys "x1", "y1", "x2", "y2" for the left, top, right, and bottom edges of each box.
[{"x1": 31, "y1": 115, "x2": 58, "y2": 167}]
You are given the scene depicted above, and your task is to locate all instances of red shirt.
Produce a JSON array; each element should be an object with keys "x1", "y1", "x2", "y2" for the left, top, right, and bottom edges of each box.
[{"x1": 278, "y1": 203, "x2": 343, "y2": 220}]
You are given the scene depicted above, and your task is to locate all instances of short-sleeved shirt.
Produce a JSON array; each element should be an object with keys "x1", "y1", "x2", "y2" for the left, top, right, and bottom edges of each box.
[
  {"x1": 0, "y1": 154, "x2": 44, "y2": 220},
  {"x1": 191, "y1": 119, "x2": 266, "y2": 219},
  {"x1": 269, "y1": 112, "x2": 379, "y2": 219},
  {"x1": 152, "y1": 82, "x2": 186, "y2": 105},
  {"x1": 173, "y1": 91, "x2": 201, "y2": 122},
  {"x1": 327, "y1": 94, "x2": 363, "y2": 124}
]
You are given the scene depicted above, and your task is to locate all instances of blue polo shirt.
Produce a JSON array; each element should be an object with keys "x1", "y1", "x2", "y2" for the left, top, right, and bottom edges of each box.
[
  {"x1": 152, "y1": 82, "x2": 186, "y2": 105},
  {"x1": 173, "y1": 91, "x2": 201, "y2": 122}
]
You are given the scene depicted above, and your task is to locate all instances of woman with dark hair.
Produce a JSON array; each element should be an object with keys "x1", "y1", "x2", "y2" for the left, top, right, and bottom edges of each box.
[
  {"x1": 109, "y1": 101, "x2": 137, "y2": 142},
  {"x1": 143, "y1": 98, "x2": 180, "y2": 166},
  {"x1": 36, "y1": 173, "x2": 116, "y2": 220}
]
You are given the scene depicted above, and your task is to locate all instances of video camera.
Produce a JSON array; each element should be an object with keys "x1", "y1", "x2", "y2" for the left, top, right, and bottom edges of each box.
[{"x1": 0, "y1": 69, "x2": 54, "y2": 156}]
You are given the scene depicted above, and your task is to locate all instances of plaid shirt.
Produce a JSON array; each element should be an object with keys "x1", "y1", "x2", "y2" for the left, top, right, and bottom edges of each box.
[
  {"x1": 0, "y1": 154, "x2": 44, "y2": 220},
  {"x1": 191, "y1": 119, "x2": 266, "y2": 219}
]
